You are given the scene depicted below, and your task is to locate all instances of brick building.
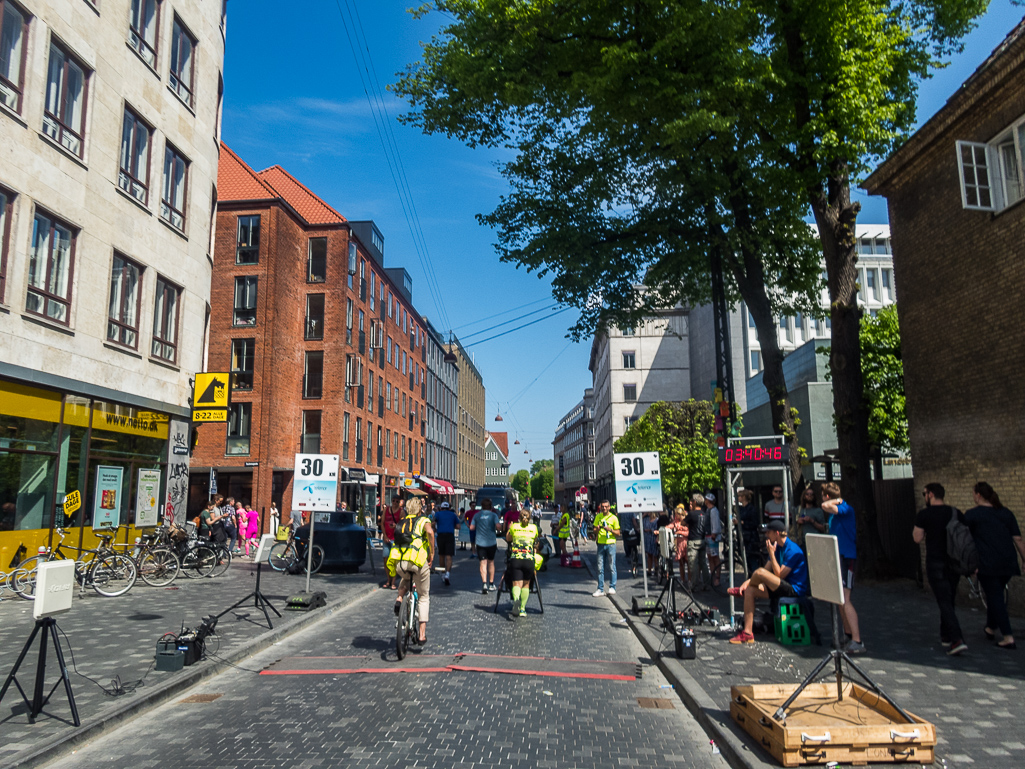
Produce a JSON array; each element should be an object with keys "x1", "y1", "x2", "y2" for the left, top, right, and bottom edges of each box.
[
  {"x1": 447, "y1": 336, "x2": 486, "y2": 496},
  {"x1": 190, "y1": 144, "x2": 434, "y2": 522},
  {"x1": 863, "y1": 19, "x2": 1025, "y2": 606},
  {"x1": 421, "y1": 318, "x2": 458, "y2": 490}
]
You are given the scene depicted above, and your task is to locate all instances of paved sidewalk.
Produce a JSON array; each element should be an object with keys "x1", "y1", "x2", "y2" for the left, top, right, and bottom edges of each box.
[
  {"x1": 573, "y1": 538, "x2": 1025, "y2": 769},
  {"x1": 0, "y1": 554, "x2": 382, "y2": 768}
]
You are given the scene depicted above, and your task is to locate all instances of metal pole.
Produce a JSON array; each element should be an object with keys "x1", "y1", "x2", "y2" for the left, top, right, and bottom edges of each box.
[
  {"x1": 304, "y1": 515, "x2": 315, "y2": 594},
  {"x1": 782, "y1": 468, "x2": 790, "y2": 532},
  {"x1": 640, "y1": 514, "x2": 649, "y2": 598},
  {"x1": 726, "y1": 468, "x2": 735, "y2": 626}
]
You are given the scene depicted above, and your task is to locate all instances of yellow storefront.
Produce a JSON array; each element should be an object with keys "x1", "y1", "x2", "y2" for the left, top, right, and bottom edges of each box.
[{"x1": 0, "y1": 378, "x2": 171, "y2": 570}]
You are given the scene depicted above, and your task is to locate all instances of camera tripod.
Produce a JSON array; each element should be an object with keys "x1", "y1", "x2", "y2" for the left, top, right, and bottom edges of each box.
[{"x1": 646, "y1": 555, "x2": 704, "y2": 628}]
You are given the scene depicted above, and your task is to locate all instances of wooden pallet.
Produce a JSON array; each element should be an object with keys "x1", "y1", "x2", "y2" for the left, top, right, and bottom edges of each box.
[{"x1": 730, "y1": 682, "x2": 936, "y2": 766}]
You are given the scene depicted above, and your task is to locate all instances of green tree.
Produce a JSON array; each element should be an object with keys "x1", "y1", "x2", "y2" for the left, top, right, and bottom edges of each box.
[
  {"x1": 510, "y1": 469, "x2": 531, "y2": 500},
  {"x1": 613, "y1": 401, "x2": 721, "y2": 507},
  {"x1": 530, "y1": 467, "x2": 555, "y2": 501},
  {"x1": 530, "y1": 459, "x2": 554, "y2": 476},
  {"x1": 860, "y1": 305, "x2": 908, "y2": 455}
]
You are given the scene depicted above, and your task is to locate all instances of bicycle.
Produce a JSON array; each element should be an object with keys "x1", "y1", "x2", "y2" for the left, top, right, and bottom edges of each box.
[
  {"x1": 394, "y1": 565, "x2": 424, "y2": 660},
  {"x1": 109, "y1": 526, "x2": 181, "y2": 587},
  {"x1": 14, "y1": 528, "x2": 137, "y2": 598},
  {"x1": 267, "y1": 528, "x2": 324, "y2": 574}
]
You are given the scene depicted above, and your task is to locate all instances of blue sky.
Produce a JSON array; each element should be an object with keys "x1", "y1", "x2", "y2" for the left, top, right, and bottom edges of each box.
[{"x1": 221, "y1": 1, "x2": 1023, "y2": 474}]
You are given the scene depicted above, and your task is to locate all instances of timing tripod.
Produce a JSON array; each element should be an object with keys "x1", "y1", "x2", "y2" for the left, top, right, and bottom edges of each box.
[
  {"x1": 0, "y1": 617, "x2": 80, "y2": 726},
  {"x1": 646, "y1": 554, "x2": 703, "y2": 628}
]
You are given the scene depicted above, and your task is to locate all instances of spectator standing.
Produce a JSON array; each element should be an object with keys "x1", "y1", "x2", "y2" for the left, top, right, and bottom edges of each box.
[
  {"x1": 685, "y1": 493, "x2": 710, "y2": 591},
  {"x1": 821, "y1": 482, "x2": 864, "y2": 654},
  {"x1": 704, "y1": 493, "x2": 723, "y2": 587},
  {"x1": 465, "y1": 503, "x2": 479, "y2": 557},
  {"x1": 764, "y1": 485, "x2": 786, "y2": 525},
  {"x1": 912, "y1": 483, "x2": 968, "y2": 655},
  {"x1": 592, "y1": 500, "x2": 621, "y2": 596},
  {"x1": 795, "y1": 487, "x2": 827, "y2": 552},
  {"x1": 502, "y1": 501, "x2": 519, "y2": 537},
  {"x1": 434, "y1": 501, "x2": 458, "y2": 585},
  {"x1": 557, "y1": 505, "x2": 572, "y2": 557},
  {"x1": 471, "y1": 498, "x2": 500, "y2": 593},
  {"x1": 737, "y1": 489, "x2": 761, "y2": 576},
  {"x1": 964, "y1": 482, "x2": 1025, "y2": 650},
  {"x1": 246, "y1": 503, "x2": 260, "y2": 554},
  {"x1": 667, "y1": 505, "x2": 689, "y2": 579},
  {"x1": 269, "y1": 502, "x2": 280, "y2": 536},
  {"x1": 379, "y1": 496, "x2": 404, "y2": 590}
]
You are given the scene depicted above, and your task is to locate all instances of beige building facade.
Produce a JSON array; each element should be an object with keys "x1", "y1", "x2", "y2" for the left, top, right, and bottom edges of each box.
[{"x1": 447, "y1": 337, "x2": 485, "y2": 494}]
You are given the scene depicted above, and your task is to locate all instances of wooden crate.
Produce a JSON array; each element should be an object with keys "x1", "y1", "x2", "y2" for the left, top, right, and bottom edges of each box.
[{"x1": 730, "y1": 682, "x2": 936, "y2": 766}]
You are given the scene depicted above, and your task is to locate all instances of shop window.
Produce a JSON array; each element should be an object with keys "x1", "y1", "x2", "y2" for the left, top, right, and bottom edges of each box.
[
  {"x1": 304, "y1": 351, "x2": 323, "y2": 399},
  {"x1": 27, "y1": 211, "x2": 76, "y2": 325},
  {"x1": 119, "y1": 107, "x2": 151, "y2": 204},
  {"x1": 307, "y1": 237, "x2": 326, "y2": 282},
  {"x1": 128, "y1": 0, "x2": 159, "y2": 67},
  {"x1": 302, "y1": 410, "x2": 321, "y2": 454},
  {"x1": 169, "y1": 16, "x2": 195, "y2": 107},
  {"x1": 89, "y1": 400, "x2": 169, "y2": 461},
  {"x1": 43, "y1": 42, "x2": 88, "y2": 157},
  {"x1": 233, "y1": 275, "x2": 257, "y2": 326},
  {"x1": 236, "y1": 215, "x2": 259, "y2": 264},
  {"x1": 107, "y1": 253, "x2": 142, "y2": 349},
  {"x1": 231, "y1": 338, "x2": 254, "y2": 390},
  {"x1": 151, "y1": 276, "x2": 180, "y2": 362},
  {"x1": 161, "y1": 143, "x2": 188, "y2": 230},
  {"x1": 226, "y1": 402, "x2": 251, "y2": 455},
  {"x1": 306, "y1": 294, "x2": 324, "y2": 340},
  {"x1": 0, "y1": 1, "x2": 29, "y2": 113},
  {"x1": 0, "y1": 379, "x2": 61, "y2": 452},
  {"x1": 0, "y1": 187, "x2": 12, "y2": 303}
]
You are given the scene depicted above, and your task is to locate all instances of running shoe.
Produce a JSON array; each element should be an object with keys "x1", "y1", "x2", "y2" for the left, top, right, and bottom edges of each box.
[
  {"x1": 481, "y1": 585, "x2": 488, "y2": 595},
  {"x1": 519, "y1": 610, "x2": 527, "y2": 617},
  {"x1": 608, "y1": 588, "x2": 617, "y2": 595},
  {"x1": 443, "y1": 576, "x2": 450, "y2": 586},
  {"x1": 728, "y1": 632, "x2": 755, "y2": 644},
  {"x1": 947, "y1": 641, "x2": 968, "y2": 656},
  {"x1": 845, "y1": 640, "x2": 867, "y2": 655},
  {"x1": 592, "y1": 589, "x2": 605, "y2": 597}
]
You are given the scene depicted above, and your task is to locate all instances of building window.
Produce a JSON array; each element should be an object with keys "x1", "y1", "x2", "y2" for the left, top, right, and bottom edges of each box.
[
  {"x1": 355, "y1": 417, "x2": 363, "y2": 461},
  {"x1": 369, "y1": 270, "x2": 375, "y2": 310},
  {"x1": 385, "y1": 428, "x2": 391, "y2": 457},
  {"x1": 169, "y1": 17, "x2": 195, "y2": 107},
  {"x1": 794, "y1": 312, "x2": 804, "y2": 342},
  {"x1": 236, "y1": 215, "x2": 259, "y2": 264},
  {"x1": 342, "y1": 412, "x2": 350, "y2": 460},
  {"x1": 160, "y1": 144, "x2": 188, "y2": 229},
  {"x1": 750, "y1": 350, "x2": 761, "y2": 373},
  {"x1": 388, "y1": 292, "x2": 393, "y2": 318},
  {"x1": 623, "y1": 383, "x2": 637, "y2": 402},
  {"x1": 118, "y1": 108, "x2": 152, "y2": 204},
  {"x1": 0, "y1": 188, "x2": 12, "y2": 303},
  {"x1": 622, "y1": 351, "x2": 635, "y2": 369},
  {"x1": 305, "y1": 294, "x2": 324, "y2": 340},
  {"x1": 346, "y1": 298, "x2": 353, "y2": 345},
  {"x1": 386, "y1": 336, "x2": 392, "y2": 364},
  {"x1": 307, "y1": 237, "x2": 326, "y2": 283},
  {"x1": 621, "y1": 325, "x2": 634, "y2": 336},
  {"x1": 881, "y1": 268, "x2": 892, "y2": 301},
  {"x1": 43, "y1": 42, "x2": 88, "y2": 157},
  {"x1": 27, "y1": 212, "x2": 75, "y2": 325},
  {"x1": 304, "y1": 351, "x2": 323, "y2": 399},
  {"x1": 107, "y1": 254, "x2": 142, "y2": 348},
  {"x1": 226, "y1": 402, "x2": 251, "y2": 455},
  {"x1": 231, "y1": 338, "x2": 255, "y2": 391},
  {"x1": 0, "y1": 1, "x2": 28, "y2": 113},
  {"x1": 233, "y1": 275, "x2": 257, "y2": 326},
  {"x1": 624, "y1": 416, "x2": 638, "y2": 429},
  {"x1": 151, "y1": 276, "x2": 180, "y2": 362},
  {"x1": 128, "y1": 0, "x2": 159, "y2": 67},
  {"x1": 301, "y1": 410, "x2": 321, "y2": 454},
  {"x1": 864, "y1": 269, "x2": 876, "y2": 301}
]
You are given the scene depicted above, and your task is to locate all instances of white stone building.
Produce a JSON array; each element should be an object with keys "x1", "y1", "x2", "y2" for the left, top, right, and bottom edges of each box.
[{"x1": 552, "y1": 388, "x2": 594, "y2": 509}]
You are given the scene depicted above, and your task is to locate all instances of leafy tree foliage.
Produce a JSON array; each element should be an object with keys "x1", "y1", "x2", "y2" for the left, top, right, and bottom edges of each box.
[
  {"x1": 860, "y1": 305, "x2": 908, "y2": 454},
  {"x1": 510, "y1": 469, "x2": 531, "y2": 500},
  {"x1": 530, "y1": 459, "x2": 554, "y2": 476},
  {"x1": 530, "y1": 467, "x2": 555, "y2": 501},
  {"x1": 613, "y1": 401, "x2": 721, "y2": 507}
]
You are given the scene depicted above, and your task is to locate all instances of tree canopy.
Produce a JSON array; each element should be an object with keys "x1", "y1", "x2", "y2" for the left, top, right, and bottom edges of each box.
[
  {"x1": 510, "y1": 469, "x2": 531, "y2": 500},
  {"x1": 530, "y1": 459, "x2": 554, "y2": 476},
  {"x1": 860, "y1": 305, "x2": 908, "y2": 455},
  {"x1": 530, "y1": 467, "x2": 555, "y2": 501}
]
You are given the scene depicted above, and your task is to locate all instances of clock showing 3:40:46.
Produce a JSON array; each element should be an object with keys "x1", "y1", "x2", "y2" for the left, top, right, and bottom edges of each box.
[{"x1": 717, "y1": 441, "x2": 790, "y2": 466}]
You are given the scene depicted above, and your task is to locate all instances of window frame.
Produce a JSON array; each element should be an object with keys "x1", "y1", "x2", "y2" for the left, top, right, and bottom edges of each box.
[
  {"x1": 119, "y1": 106, "x2": 152, "y2": 204},
  {"x1": 160, "y1": 142, "x2": 189, "y2": 230},
  {"x1": 233, "y1": 275, "x2": 257, "y2": 326},
  {"x1": 226, "y1": 402, "x2": 251, "y2": 456},
  {"x1": 235, "y1": 214, "x2": 259, "y2": 264},
  {"x1": 303, "y1": 350, "x2": 324, "y2": 399},
  {"x1": 127, "y1": 0, "x2": 160, "y2": 68},
  {"x1": 107, "y1": 252, "x2": 143, "y2": 349},
  {"x1": 168, "y1": 15, "x2": 196, "y2": 107},
  {"x1": 301, "y1": 410, "x2": 321, "y2": 454},
  {"x1": 43, "y1": 40, "x2": 89, "y2": 158},
  {"x1": 26, "y1": 210, "x2": 76, "y2": 325},
  {"x1": 0, "y1": 0, "x2": 30, "y2": 114},
  {"x1": 230, "y1": 337, "x2": 255, "y2": 391},
  {"x1": 0, "y1": 186, "x2": 12, "y2": 303},
  {"x1": 623, "y1": 383, "x2": 637, "y2": 402},
  {"x1": 151, "y1": 275, "x2": 180, "y2": 363},
  {"x1": 305, "y1": 293, "x2": 325, "y2": 341},
  {"x1": 307, "y1": 237, "x2": 326, "y2": 283},
  {"x1": 622, "y1": 350, "x2": 636, "y2": 369}
]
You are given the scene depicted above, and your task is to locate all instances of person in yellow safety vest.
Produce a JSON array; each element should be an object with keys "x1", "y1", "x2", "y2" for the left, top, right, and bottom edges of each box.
[
  {"x1": 592, "y1": 500, "x2": 621, "y2": 597},
  {"x1": 557, "y1": 507, "x2": 572, "y2": 556},
  {"x1": 387, "y1": 497, "x2": 435, "y2": 644},
  {"x1": 506, "y1": 507, "x2": 540, "y2": 617}
]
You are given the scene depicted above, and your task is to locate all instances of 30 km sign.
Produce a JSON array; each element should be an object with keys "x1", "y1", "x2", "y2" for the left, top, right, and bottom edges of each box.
[
  {"x1": 293, "y1": 454, "x2": 339, "y2": 511},
  {"x1": 613, "y1": 451, "x2": 663, "y2": 513}
]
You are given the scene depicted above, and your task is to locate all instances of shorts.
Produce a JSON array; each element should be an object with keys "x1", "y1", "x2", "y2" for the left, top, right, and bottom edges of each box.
[
  {"x1": 437, "y1": 532, "x2": 455, "y2": 557},
  {"x1": 769, "y1": 580, "x2": 797, "y2": 601},
  {"x1": 841, "y1": 557, "x2": 856, "y2": 590},
  {"x1": 704, "y1": 536, "x2": 720, "y2": 557},
  {"x1": 478, "y1": 545, "x2": 497, "y2": 562},
  {"x1": 508, "y1": 559, "x2": 535, "y2": 582}
]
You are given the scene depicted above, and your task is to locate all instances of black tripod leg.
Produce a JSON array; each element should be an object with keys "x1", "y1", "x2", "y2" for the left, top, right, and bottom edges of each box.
[
  {"x1": 773, "y1": 651, "x2": 838, "y2": 721},
  {"x1": 0, "y1": 620, "x2": 42, "y2": 708},
  {"x1": 840, "y1": 652, "x2": 916, "y2": 723},
  {"x1": 647, "y1": 579, "x2": 671, "y2": 625},
  {"x1": 29, "y1": 620, "x2": 49, "y2": 721},
  {"x1": 493, "y1": 571, "x2": 506, "y2": 613},
  {"x1": 48, "y1": 621, "x2": 80, "y2": 727},
  {"x1": 533, "y1": 574, "x2": 544, "y2": 614}
]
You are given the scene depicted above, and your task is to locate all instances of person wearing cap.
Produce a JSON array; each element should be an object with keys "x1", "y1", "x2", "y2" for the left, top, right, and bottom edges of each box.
[
  {"x1": 434, "y1": 501, "x2": 458, "y2": 585},
  {"x1": 727, "y1": 520, "x2": 809, "y2": 644},
  {"x1": 704, "y1": 493, "x2": 723, "y2": 587}
]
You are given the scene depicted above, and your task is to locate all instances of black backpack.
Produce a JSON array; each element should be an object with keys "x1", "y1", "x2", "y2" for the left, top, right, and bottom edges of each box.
[
  {"x1": 393, "y1": 515, "x2": 421, "y2": 548},
  {"x1": 946, "y1": 508, "x2": 979, "y2": 576}
]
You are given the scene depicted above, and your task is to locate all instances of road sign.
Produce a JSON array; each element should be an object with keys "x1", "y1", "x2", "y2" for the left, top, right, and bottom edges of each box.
[
  {"x1": 613, "y1": 451, "x2": 663, "y2": 513},
  {"x1": 293, "y1": 454, "x2": 340, "y2": 511},
  {"x1": 192, "y1": 373, "x2": 229, "y2": 422},
  {"x1": 62, "y1": 490, "x2": 81, "y2": 515}
]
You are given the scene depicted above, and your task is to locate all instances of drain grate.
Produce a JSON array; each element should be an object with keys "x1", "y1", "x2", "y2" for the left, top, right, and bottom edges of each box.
[
  {"x1": 637, "y1": 697, "x2": 675, "y2": 709},
  {"x1": 179, "y1": 693, "x2": 223, "y2": 703}
]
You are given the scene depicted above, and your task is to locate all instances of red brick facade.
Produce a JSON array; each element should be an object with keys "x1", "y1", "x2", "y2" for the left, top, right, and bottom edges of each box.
[{"x1": 191, "y1": 145, "x2": 430, "y2": 522}]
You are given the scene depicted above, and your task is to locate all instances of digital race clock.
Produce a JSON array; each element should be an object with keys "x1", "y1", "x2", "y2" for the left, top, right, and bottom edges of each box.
[{"x1": 717, "y1": 441, "x2": 790, "y2": 466}]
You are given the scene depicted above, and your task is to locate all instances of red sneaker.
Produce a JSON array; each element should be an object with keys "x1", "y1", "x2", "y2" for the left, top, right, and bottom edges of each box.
[
  {"x1": 729, "y1": 631, "x2": 755, "y2": 644},
  {"x1": 726, "y1": 587, "x2": 743, "y2": 597}
]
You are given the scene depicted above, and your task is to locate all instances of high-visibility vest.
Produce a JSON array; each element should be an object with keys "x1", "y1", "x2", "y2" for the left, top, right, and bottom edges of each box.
[
  {"x1": 392, "y1": 515, "x2": 430, "y2": 568},
  {"x1": 558, "y1": 513, "x2": 571, "y2": 538},
  {"x1": 508, "y1": 523, "x2": 538, "y2": 560},
  {"x1": 594, "y1": 512, "x2": 620, "y2": 544}
]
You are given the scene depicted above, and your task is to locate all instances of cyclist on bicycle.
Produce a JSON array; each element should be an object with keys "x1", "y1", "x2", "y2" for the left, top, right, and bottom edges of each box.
[
  {"x1": 387, "y1": 497, "x2": 434, "y2": 644},
  {"x1": 505, "y1": 507, "x2": 540, "y2": 617}
]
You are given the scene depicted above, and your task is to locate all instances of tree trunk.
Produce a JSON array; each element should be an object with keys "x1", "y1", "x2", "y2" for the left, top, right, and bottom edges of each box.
[{"x1": 809, "y1": 166, "x2": 889, "y2": 577}]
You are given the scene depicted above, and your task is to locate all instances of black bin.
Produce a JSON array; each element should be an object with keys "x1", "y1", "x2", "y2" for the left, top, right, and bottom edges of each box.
[{"x1": 673, "y1": 625, "x2": 696, "y2": 660}]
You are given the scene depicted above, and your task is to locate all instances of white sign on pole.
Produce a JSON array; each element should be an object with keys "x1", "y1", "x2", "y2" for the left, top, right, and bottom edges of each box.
[
  {"x1": 292, "y1": 454, "x2": 340, "y2": 511},
  {"x1": 612, "y1": 451, "x2": 663, "y2": 513}
]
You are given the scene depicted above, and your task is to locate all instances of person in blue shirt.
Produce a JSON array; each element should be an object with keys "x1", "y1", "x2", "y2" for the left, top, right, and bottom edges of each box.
[
  {"x1": 728, "y1": 520, "x2": 809, "y2": 644},
  {"x1": 470, "y1": 499, "x2": 501, "y2": 593},
  {"x1": 434, "y1": 501, "x2": 459, "y2": 586},
  {"x1": 821, "y1": 482, "x2": 864, "y2": 654}
]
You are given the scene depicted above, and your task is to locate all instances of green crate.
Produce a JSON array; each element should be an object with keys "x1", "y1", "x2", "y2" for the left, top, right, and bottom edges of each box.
[{"x1": 774, "y1": 601, "x2": 810, "y2": 646}]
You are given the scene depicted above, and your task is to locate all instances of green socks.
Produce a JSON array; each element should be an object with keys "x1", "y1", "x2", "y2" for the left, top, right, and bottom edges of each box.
[
  {"x1": 519, "y1": 589, "x2": 529, "y2": 611},
  {"x1": 511, "y1": 586, "x2": 521, "y2": 604}
]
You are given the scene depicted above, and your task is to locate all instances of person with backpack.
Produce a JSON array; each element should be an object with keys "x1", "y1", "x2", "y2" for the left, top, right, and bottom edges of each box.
[
  {"x1": 913, "y1": 482, "x2": 969, "y2": 655},
  {"x1": 379, "y1": 495, "x2": 404, "y2": 590},
  {"x1": 821, "y1": 482, "x2": 865, "y2": 654},
  {"x1": 388, "y1": 497, "x2": 434, "y2": 645},
  {"x1": 964, "y1": 482, "x2": 1025, "y2": 650}
]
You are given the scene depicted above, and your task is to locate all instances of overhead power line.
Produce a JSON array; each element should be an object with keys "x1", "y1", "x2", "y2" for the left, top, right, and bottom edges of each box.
[
  {"x1": 463, "y1": 308, "x2": 571, "y2": 348},
  {"x1": 452, "y1": 297, "x2": 552, "y2": 331},
  {"x1": 460, "y1": 304, "x2": 560, "y2": 341}
]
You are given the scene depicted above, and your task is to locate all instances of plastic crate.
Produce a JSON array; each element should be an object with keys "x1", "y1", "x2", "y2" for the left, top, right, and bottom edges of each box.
[{"x1": 774, "y1": 600, "x2": 810, "y2": 646}]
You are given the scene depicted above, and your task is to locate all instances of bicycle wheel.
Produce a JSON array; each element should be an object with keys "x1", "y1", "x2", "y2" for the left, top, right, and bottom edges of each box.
[
  {"x1": 209, "y1": 545, "x2": 232, "y2": 577},
  {"x1": 138, "y1": 548, "x2": 179, "y2": 587},
  {"x1": 396, "y1": 592, "x2": 412, "y2": 660},
  {"x1": 182, "y1": 545, "x2": 216, "y2": 578},
  {"x1": 307, "y1": 545, "x2": 325, "y2": 574},
  {"x1": 91, "y1": 554, "x2": 138, "y2": 597},
  {"x1": 267, "y1": 542, "x2": 291, "y2": 572}
]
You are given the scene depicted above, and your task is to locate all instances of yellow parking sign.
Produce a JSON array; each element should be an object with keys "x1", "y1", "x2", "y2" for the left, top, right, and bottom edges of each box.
[
  {"x1": 192, "y1": 373, "x2": 230, "y2": 422},
  {"x1": 63, "y1": 490, "x2": 81, "y2": 515}
]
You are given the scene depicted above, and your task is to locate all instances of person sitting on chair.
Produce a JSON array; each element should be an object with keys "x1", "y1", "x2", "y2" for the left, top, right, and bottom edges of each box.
[
  {"x1": 727, "y1": 520, "x2": 809, "y2": 644},
  {"x1": 505, "y1": 507, "x2": 540, "y2": 617}
]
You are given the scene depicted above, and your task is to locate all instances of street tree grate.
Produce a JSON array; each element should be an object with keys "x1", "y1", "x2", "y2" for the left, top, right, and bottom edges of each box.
[
  {"x1": 179, "y1": 693, "x2": 223, "y2": 703},
  {"x1": 637, "y1": 697, "x2": 674, "y2": 709}
]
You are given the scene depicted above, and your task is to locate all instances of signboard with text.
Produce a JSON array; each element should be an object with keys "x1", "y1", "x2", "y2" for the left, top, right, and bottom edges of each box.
[
  {"x1": 613, "y1": 451, "x2": 663, "y2": 513},
  {"x1": 192, "y1": 372, "x2": 230, "y2": 422},
  {"x1": 135, "y1": 469, "x2": 161, "y2": 527},
  {"x1": 93, "y1": 465, "x2": 124, "y2": 530},
  {"x1": 293, "y1": 454, "x2": 340, "y2": 511}
]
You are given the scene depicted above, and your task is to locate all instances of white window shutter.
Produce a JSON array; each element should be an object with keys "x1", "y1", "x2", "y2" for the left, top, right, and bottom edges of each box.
[{"x1": 956, "y1": 140, "x2": 996, "y2": 211}]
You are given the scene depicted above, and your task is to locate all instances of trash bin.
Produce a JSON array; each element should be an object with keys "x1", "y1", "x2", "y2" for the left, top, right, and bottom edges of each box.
[{"x1": 673, "y1": 625, "x2": 696, "y2": 660}]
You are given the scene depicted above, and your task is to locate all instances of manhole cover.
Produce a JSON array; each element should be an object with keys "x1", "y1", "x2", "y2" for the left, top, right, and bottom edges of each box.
[
  {"x1": 637, "y1": 697, "x2": 674, "y2": 709},
  {"x1": 179, "y1": 693, "x2": 223, "y2": 703}
]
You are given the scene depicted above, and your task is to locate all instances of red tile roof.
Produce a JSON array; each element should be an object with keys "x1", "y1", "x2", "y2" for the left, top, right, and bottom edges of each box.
[
  {"x1": 218, "y1": 144, "x2": 277, "y2": 201},
  {"x1": 257, "y1": 166, "x2": 347, "y2": 226},
  {"x1": 489, "y1": 432, "x2": 509, "y2": 458}
]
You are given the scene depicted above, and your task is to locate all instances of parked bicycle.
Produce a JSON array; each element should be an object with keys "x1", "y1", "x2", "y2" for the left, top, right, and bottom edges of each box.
[
  {"x1": 267, "y1": 528, "x2": 323, "y2": 574},
  {"x1": 13, "y1": 528, "x2": 137, "y2": 598},
  {"x1": 153, "y1": 524, "x2": 218, "y2": 579}
]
